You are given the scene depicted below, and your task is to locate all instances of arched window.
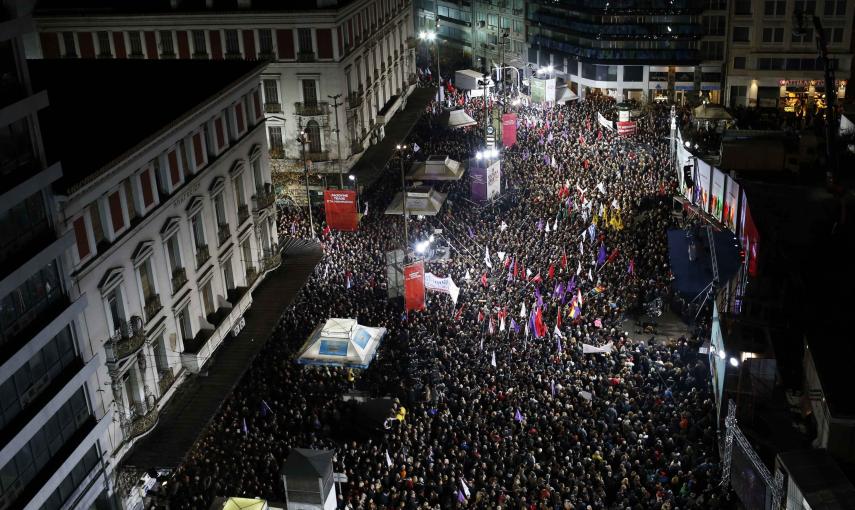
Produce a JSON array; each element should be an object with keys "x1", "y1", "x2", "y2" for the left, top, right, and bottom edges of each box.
[{"x1": 305, "y1": 120, "x2": 321, "y2": 153}]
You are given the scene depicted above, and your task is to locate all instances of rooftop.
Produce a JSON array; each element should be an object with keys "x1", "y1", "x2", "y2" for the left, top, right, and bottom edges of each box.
[
  {"x1": 28, "y1": 59, "x2": 263, "y2": 194},
  {"x1": 34, "y1": 0, "x2": 354, "y2": 15}
]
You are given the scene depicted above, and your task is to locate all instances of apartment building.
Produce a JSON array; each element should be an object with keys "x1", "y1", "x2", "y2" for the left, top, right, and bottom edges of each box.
[
  {"x1": 25, "y1": 57, "x2": 276, "y2": 502},
  {"x1": 0, "y1": 2, "x2": 112, "y2": 509},
  {"x1": 415, "y1": 0, "x2": 527, "y2": 77},
  {"x1": 725, "y1": 0, "x2": 852, "y2": 110},
  {"x1": 29, "y1": 0, "x2": 416, "y2": 179}
]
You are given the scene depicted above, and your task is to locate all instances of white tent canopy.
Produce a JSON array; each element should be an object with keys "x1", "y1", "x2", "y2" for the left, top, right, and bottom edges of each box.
[
  {"x1": 443, "y1": 109, "x2": 478, "y2": 129},
  {"x1": 407, "y1": 155, "x2": 464, "y2": 181},
  {"x1": 296, "y1": 318, "x2": 386, "y2": 368},
  {"x1": 385, "y1": 186, "x2": 448, "y2": 216},
  {"x1": 556, "y1": 87, "x2": 578, "y2": 103}
]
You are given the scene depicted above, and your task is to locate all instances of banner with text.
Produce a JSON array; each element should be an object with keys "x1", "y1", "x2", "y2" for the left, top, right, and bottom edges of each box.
[
  {"x1": 501, "y1": 113, "x2": 517, "y2": 147},
  {"x1": 424, "y1": 272, "x2": 460, "y2": 304},
  {"x1": 616, "y1": 121, "x2": 637, "y2": 136},
  {"x1": 404, "y1": 261, "x2": 426, "y2": 311},
  {"x1": 324, "y1": 190, "x2": 358, "y2": 231}
]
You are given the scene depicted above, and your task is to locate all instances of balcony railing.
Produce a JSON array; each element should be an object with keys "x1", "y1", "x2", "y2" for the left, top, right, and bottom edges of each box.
[
  {"x1": 350, "y1": 141, "x2": 365, "y2": 155},
  {"x1": 143, "y1": 294, "x2": 162, "y2": 323},
  {"x1": 128, "y1": 405, "x2": 159, "y2": 439},
  {"x1": 297, "y1": 51, "x2": 315, "y2": 62},
  {"x1": 195, "y1": 244, "x2": 210, "y2": 268},
  {"x1": 295, "y1": 101, "x2": 329, "y2": 116},
  {"x1": 106, "y1": 316, "x2": 145, "y2": 364},
  {"x1": 347, "y1": 91, "x2": 363, "y2": 109},
  {"x1": 157, "y1": 367, "x2": 176, "y2": 396},
  {"x1": 264, "y1": 102, "x2": 282, "y2": 113},
  {"x1": 245, "y1": 266, "x2": 259, "y2": 287},
  {"x1": 217, "y1": 223, "x2": 231, "y2": 246},
  {"x1": 252, "y1": 190, "x2": 276, "y2": 212},
  {"x1": 237, "y1": 204, "x2": 250, "y2": 225},
  {"x1": 305, "y1": 150, "x2": 330, "y2": 162},
  {"x1": 171, "y1": 267, "x2": 188, "y2": 295},
  {"x1": 269, "y1": 147, "x2": 284, "y2": 160},
  {"x1": 262, "y1": 251, "x2": 282, "y2": 272}
]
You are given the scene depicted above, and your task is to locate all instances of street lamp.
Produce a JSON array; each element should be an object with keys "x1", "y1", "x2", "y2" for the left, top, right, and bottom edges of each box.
[
  {"x1": 419, "y1": 28, "x2": 441, "y2": 104},
  {"x1": 327, "y1": 93, "x2": 344, "y2": 188},
  {"x1": 396, "y1": 144, "x2": 409, "y2": 258},
  {"x1": 296, "y1": 131, "x2": 316, "y2": 239},
  {"x1": 348, "y1": 174, "x2": 360, "y2": 211}
]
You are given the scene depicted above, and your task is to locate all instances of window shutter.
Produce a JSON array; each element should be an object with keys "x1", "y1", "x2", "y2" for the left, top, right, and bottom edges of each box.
[
  {"x1": 112, "y1": 32, "x2": 127, "y2": 58},
  {"x1": 78, "y1": 32, "x2": 95, "y2": 58},
  {"x1": 242, "y1": 30, "x2": 256, "y2": 59},
  {"x1": 73, "y1": 217, "x2": 90, "y2": 259},
  {"x1": 193, "y1": 133, "x2": 206, "y2": 168},
  {"x1": 109, "y1": 192, "x2": 125, "y2": 233},
  {"x1": 177, "y1": 30, "x2": 190, "y2": 58},
  {"x1": 252, "y1": 90, "x2": 262, "y2": 120},
  {"x1": 317, "y1": 29, "x2": 333, "y2": 59},
  {"x1": 168, "y1": 150, "x2": 181, "y2": 185},
  {"x1": 215, "y1": 118, "x2": 225, "y2": 149},
  {"x1": 338, "y1": 26, "x2": 343, "y2": 55},
  {"x1": 144, "y1": 31, "x2": 158, "y2": 59},
  {"x1": 235, "y1": 103, "x2": 245, "y2": 133},
  {"x1": 276, "y1": 29, "x2": 294, "y2": 59},
  {"x1": 40, "y1": 33, "x2": 61, "y2": 58},
  {"x1": 209, "y1": 31, "x2": 223, "y2": 59},
  {"x1": 140, "y1": 169, "x2": 154, "y2": 207}
]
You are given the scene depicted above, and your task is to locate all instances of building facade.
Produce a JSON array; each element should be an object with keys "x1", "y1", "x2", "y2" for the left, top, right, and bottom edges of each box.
[
  {"x1": 0, "y1": 2, "x2": 112, "y2": 509},
  {"x1": 29, "y1": 0, "x2": 416, "y2": 181},
  {"x1": 415, "y1": 0, "x2": 527, "y2": 78},
  {"x1": 724, "y1": 0, "x2": 852, "y2": 110}
]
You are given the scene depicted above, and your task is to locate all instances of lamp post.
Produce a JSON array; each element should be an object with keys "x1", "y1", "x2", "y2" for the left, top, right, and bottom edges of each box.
[
  {"x1": 349, "y1": 174, "x2": 360, "y2": 211},
  {"x1": 328, "y1": 93, "x2": 344, "y2": 188},
  {"x1": 297, "y1": 131, "x2": 316, "y2": 239},
  {"x1": 419, "y1": 29, "x2": 441, "y2": 104},
  {"x1": 396, "y1": 144, "x2": 409, "y2": 258}
]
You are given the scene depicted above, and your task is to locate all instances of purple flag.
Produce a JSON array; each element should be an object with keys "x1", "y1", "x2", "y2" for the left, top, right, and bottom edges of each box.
[
  {"x1": 548, "y1": 131, "x2": 554, "y2": 142},
  {"x1": 457, "y1": 490, "x2": 465, "y2": 503},
  {"x1": 534, "y1": 287, "x2": 543, "y2": 308},
  {"x1": 544, "y1": 154, "x2": 550, "y2": 165},
  {"x1": 242, "y1": 417, "x2": 249, "y2": 435},
  {"x1": 528, "y1": 309, "x2": 537, "y2": 338},
  {"x1": 468, "y1": 226, "x2": 475, "y2": 239},
  {"x1": 557, "y1": 336, "x2": 563, "y2": 353},
  {"x1": 568, "y1": 275, "x2": 577, "y2": 294},
  {"x1": 514, "y1": 408, "x2": 524, "y2": 422},
  {"x1": 597, "y1": 243, "x2": 607, "y2": 266},
  {"x1": 536, "y1": 218, "x2": 544, "y2": 231},
  {"x1": 511, "y1": 318, "x2": 520, "y2": 333},
  {"x1": 553, "y1": 282, "x2": 561, "y2": 298}
]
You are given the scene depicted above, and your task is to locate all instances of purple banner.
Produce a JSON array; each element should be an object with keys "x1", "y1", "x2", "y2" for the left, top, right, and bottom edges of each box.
[{"x1": 470, "y1": 160, "x2": 487, "y2": 201}]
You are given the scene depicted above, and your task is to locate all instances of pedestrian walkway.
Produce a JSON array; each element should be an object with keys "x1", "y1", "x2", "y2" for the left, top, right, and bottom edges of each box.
[
  {"x1": 123, "y1": 241, "x2": 323, "y2": 469},
  {"x1": 349, "y1": 86, "x2": 436, "y2": 188}
]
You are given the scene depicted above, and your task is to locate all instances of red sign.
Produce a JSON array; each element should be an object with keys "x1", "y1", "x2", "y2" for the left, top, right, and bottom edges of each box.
[
  {"x1": 323, "y1": 190, "x2": 358, "y2": 231},
  {"x1": 501, "y1": 113, "x2": 517, "y2": 147},
  {"x1": 617, "y1": 121, "x2": 636, "y2": 136},
  {"x1": 404, "y1": 261, "x2": 426, "y2": 311}
]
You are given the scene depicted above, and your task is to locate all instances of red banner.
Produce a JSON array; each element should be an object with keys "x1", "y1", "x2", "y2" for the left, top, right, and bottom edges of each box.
[
  {"x1": 323, "y1": 190, "x2": 358, "y2": 231},
  {"x1": 501, "y1": 113, "x2": 517, "y2": 147},
  {"x1": 616, "y1": 121, "x2": 637, "y2": 136},
  {"x1": 404, "y1": 261, "x2": 425, "y2": 311}
]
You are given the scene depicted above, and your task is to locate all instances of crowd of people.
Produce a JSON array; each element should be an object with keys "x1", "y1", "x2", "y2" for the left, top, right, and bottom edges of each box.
[{"x1": 162, "y1": 93, "x2": 730, "y2": 509}]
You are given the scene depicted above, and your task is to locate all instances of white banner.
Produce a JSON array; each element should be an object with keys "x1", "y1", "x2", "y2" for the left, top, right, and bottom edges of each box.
[
  {"x1": 582, "y1": 341, "x2": 613, "y2": 354},
  {"x1": 597, "y1": 112, "x2": 614, "y2": 131},
  {"x1": 425, "y1": 272, "x2": 460, "y2": 304}
]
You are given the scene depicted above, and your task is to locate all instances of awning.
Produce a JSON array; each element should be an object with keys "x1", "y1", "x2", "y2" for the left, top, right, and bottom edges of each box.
[
  {"x1": 556, "y1": 87, "x2": 578, "y2": 103},
  {"x1": 693, "y1": 104, "x2": 733, "y2": 121},
  {"x1": 385, "y1": 186, "x2": 447, "y2": 216},
  {"x1": 407, "y1": 155, "x2": 464, "y2": 181},
  {"x1": 215, "y1": 498, "x2": 268, "y2": 510},
  {"x1": 441, "y1": 109, "x2": 478, "y2": 129},
  {"x1": 295, "y1": 318, "x2": 386, "y2": 368}
]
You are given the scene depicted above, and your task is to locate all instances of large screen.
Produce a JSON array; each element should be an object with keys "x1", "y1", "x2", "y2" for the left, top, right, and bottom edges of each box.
[
  {"x1": 739, "y1": 189, "x2": 760, "y2": 277},
  {"x1": 695, "y1": 160, "x2": 712, "y2": 213},
  {"x1": 711, "y1": 169, "x2": 726, "y2": 222},
  {"x1": 724, "y1": 177, "x2": 739, "y2": 232},
  {"x1": 730, "y1": 444, "x2": 768, "y2": 510}
]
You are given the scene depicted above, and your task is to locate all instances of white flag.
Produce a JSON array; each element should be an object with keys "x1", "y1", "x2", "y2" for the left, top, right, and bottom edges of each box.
[
  {"x1": 449, "y1": 278, "x2": 460, "y2": 305},
  {"x1": 526, "y1": 268, "x2": 532, "y2": 278},
  {"x1": 464, "y1": 270, "x2": 471, "y2": 281},
  {"x1": 611, "y1": 198, "x2": 620, "y2": 210},
  {"x1": 545, "y1": 222, "x2": 551, "y2": 233},
  {"x1": 386, "y1": 450, "x2": 393, "y2": 467},
  {"x1": 587, "y1": 268, "x2": 593, "y2": 281},
  {"x1": 553, "y1": 324, "x2": 564, "y2": 339},
  {"x1": 576, "y1": 262, "x2": 582, "y2": 276},
  {"x1": 484, "y1": 246, "x2": 492, "y2": 268},
  {"x1": 579, "y1": 241, "x2": 584, "y2": 255},
  {"x1": 364, "y1": 202, "x2": 369, "y2": 216},
  {"x1": 480, "y1": 337, "x2": 484, "y2": 351},
  {"x1": 413, "y1": 142, "x2": 421, "y2": 152},
  {"x1": 491, "y1": 351, "x2": 497, "y2": 367},
  {"x1": 597, "y1": 181, "x2": 606, "y2": 194},
  {"x1": 579, "y1": 390, "x2": 593, "y2": 401},
  {"x1": 553, "y1": 218, "x2": 559, "y2": 231},
  {"x1": 499, "y1": 315, "x2": 506, "y2": 332},
  {"x1": 461, "y1": 479, "x2": 471, "y2": 498},
  {"x1": 500, "y1": 221, "x2": 508, "y2": 232},
  {"x1": 497, "y1": 251, "x2": 506, "y2": 262},
  {"x1": 520, "y1": 302, "x2": 527, "y2": 318}
]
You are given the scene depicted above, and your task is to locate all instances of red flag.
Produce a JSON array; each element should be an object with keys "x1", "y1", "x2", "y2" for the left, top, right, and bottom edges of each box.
[
  {"x1": 481, "y1": 272, "x2": 488, "y2": 288},
  {"x1": 322, "y1": 225, "x2": 332, "y2": 237},
  {"x1": 628, "y1": 259, "x2": 635, "y2": 275},
  {"x1": 597, "y1": 130, "x2": 603, "y2": 141},
  {"x1": 521, "y1": 263, "x2": 527, "y2": 281},
  {"x1": 561, "y1": 251, "x2": 568, "y2": 269},
  {"x1": 513, "y1": 259, "x2": 519, "y2": 280},
  {"x1": 532, "y1": 273, "x2": 542, "y2": 284},
  {"x1": 535, "y1": 307, "x2": 547, "y2": 337},
  {"x1": 454, "y1": 304, "x2": 467, "y2": 321},
  {"x1": 607, "y1": 248, "x2": 620, "y2": 264},
  {"x1": 556, "y1": 307, "x2": 562, "y2": 328},
  {"x1": 548, "y1": 264, "x2": 555, "y2": 280},
  {"x1": 478, "y1": 309, "x2": 484, "y2": 323},
  {"x1": 503, "y1": 256, "x2": 511, "y2": 269}
]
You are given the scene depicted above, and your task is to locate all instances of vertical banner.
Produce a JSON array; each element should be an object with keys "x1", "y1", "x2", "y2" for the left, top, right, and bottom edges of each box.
[
  {"x1": 470, "y1": 159, "x2": 487, "y2": 201},
  {"x1": 530, "y1": 78, "x2": 545, "y2": 103},
  {"x1": 501, "y1": 113, "x2": 517, "y2": 147},
  {"x1": 724, "y1": 177, "x2": 740, "y2": 232},
  {"x1": 486, "y1": 160, "x2": 501, "y2": 199},
  {"x1": 404, "y1": 260, "x2": 426, "y2": 311},
  {"x1": 711, "y1": 169, "x2": 726, "y2": 223},
  {"x1": 324, "y1": 190, "x2": 358, "y2": 231}
]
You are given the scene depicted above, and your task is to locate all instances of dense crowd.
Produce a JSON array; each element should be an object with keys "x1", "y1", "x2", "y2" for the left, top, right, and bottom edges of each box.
[{"x1": 162, "y1": 95, "x2": 729, "y2": 509}]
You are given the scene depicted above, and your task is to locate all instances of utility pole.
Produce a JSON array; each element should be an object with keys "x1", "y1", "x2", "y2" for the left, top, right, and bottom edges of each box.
[
  {"x1": 297, "y1": 132, "x2": 315, "y2": 239},
  {"x1": 328, "y1": 93, "x2": 344, "y2": 188},
  {"x1": 396, "y1": 144, "x2": 409, "y2": 258}
]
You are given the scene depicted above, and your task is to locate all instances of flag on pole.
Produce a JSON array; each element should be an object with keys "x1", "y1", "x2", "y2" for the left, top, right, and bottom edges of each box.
[
  {"x1": 553, "y1": 217, "x2": 559, "y2": 231},
  {"x1": 386, "y1": 450, "x2": 393, "y2": 467},
  {"x1": 545, "y1": 221, "x2": 551, "y2": 233},
  {"x1": 413, "y1": 142, "x2": 421, "y2": 152},
  {"x1": 579, "y1": 240, "x2": 584, "y2": 255},
  {"x1": 534, "y1": 307, "x2": 547, "y2": 338},
  {"x1": 551, "y1": 379, "x2": 556, "y2": 397},
  {"x1": 261, "y1": 400, "x2": 274, "y2": 416},
  {"x1": 457, "y1": 490, "x2": 466, "y2": 503},
  {"x1": 468, "y1": 226, "x2": 474, "y2": 239},
  {"x1": 607, "y1": 248, "x2": 620, "y2": 264},
  {"x1": 511, "y1": 318, "x2": 520, "y2": 333},
  {"x1": 597, "y1": 244, "x2": 607, "y2": 266},
  {"x1": 556, "y1": 334, "x2": 563, "y2": 354},
  {"x1": 514, "y1": 408, "x2": 524, "y2": 422},
  {"x1": 500, "y1": 221, "x2": 508, "y2": 231},
  {"x1": 577, "y1": 289, "x2": 584, "y2": 307},
  {"x1": 513, "y1": 259, "x2": 519, "y2": 280},
  {"x1": 588, "y1": 223, "x2": 596, "y2": 241},
  {"x1": 484, "y1": 246, "x2": 492, "y2": 268},
  {"x1": 461, "y1": 479, "x2": 471, "y2": 498},
  {"x1": 561, "y1": 250, "x2": 568, "y2": 268},
  {"x1": 548, "y1": 264, "x2": 555, "y2": 280},
  {"x1": 576, "y1": 261, "x2": 582, "y2": 276},
  {"x1": 491, "y1": 351, "x2": 497, "y2": 367},
  {"x1": 242, "y1": 417, "x2": 249, "y2": 434},
  {"x1": 488, "y1": 315, "x2": 495, "y2": 335},
  {"x1": 499, "y1": 314, "x2": 506, "y2": 332},
  {"x1": 464, "y1": 269, "x2": 471, "y2": 281},
  {"x1": 556, "y1": 306, "x2": 562, "y2": 328},
  {"x1": 520, "y1": 301, "x2": 527, "y2": 318},
  {"x1": 628, "y1": 259, "x2": 635, "y2": 275},
  {"x1": 481, "y1": 273, "x2": 488, "y2": 287},
  {"x1": 587, "y1": 268, "x2": 593, "y2": 282}
]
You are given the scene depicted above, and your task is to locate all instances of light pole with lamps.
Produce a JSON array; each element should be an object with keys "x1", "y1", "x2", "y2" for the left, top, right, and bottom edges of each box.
[
  {"x1": 296, "y1": 131, "x2": 316, "y2": 239},
  {"x1": 348, "y1": 174, "x2": 360, "y2": 212},
  {"x1": 419, "y1": 29, "x2": 441, "y2": 104},
  {"x1": 328, "y1": 93, "x2": 344, "y2": 189},
  {"x1": 396, "y1": 144, "x2": 409, "y2": 258}
]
